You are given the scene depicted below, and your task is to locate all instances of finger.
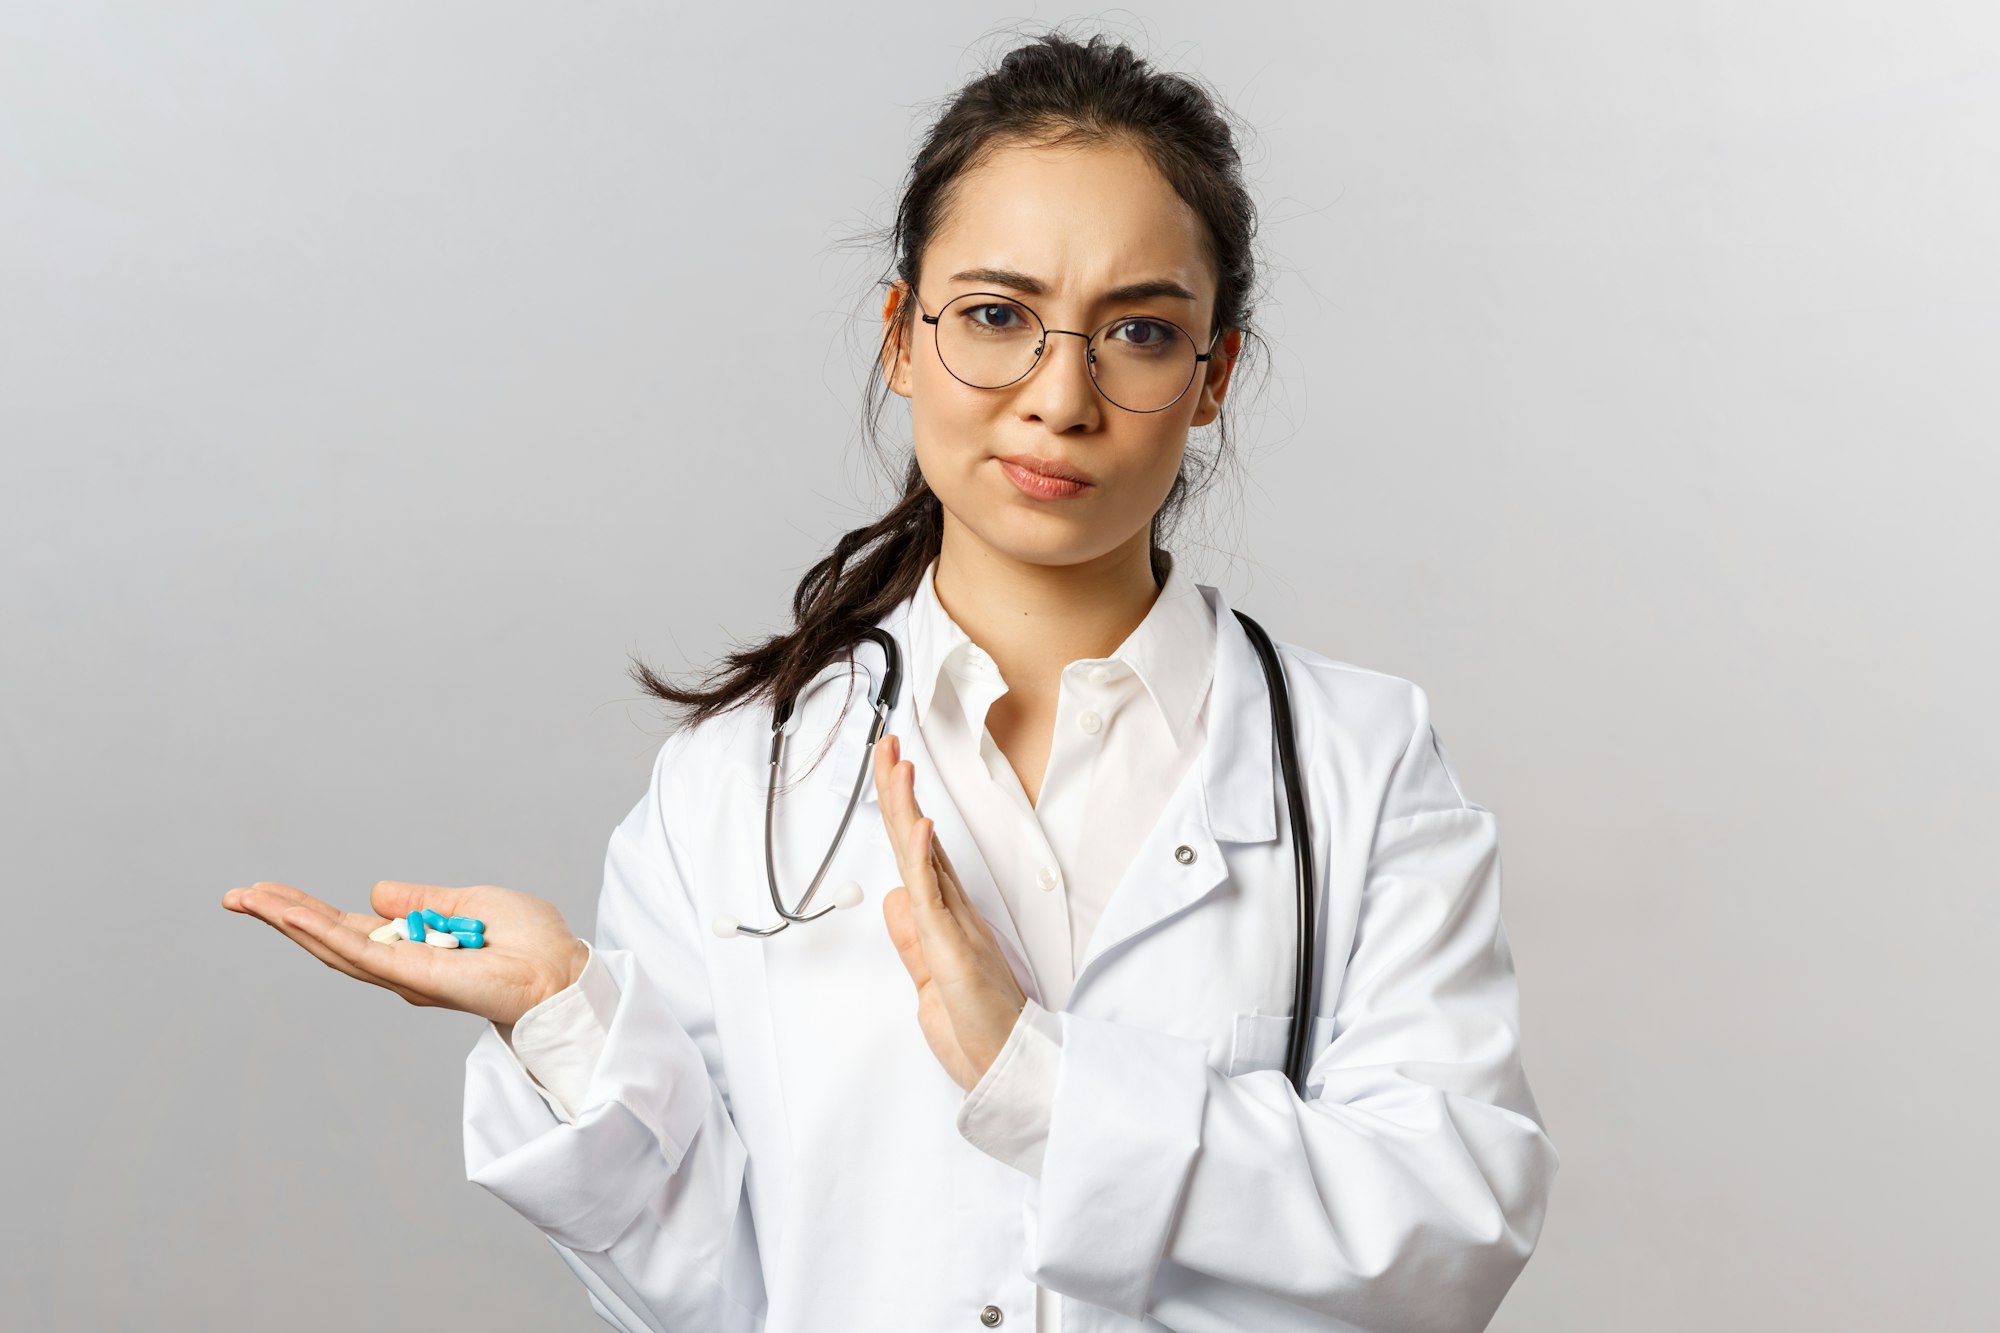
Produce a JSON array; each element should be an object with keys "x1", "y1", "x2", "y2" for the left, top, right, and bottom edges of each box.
[
  {"x1": 883, "y1": 742, "x2": 933, "y2": 891},
  {"x1": 926, "y1": 831, "x2": 992, "y2": 943},
  {"x1": 880, "y1": 886, "x2": 932, "y2": 988},
  {"x1": 924, "y1": 826, "x2": 972, "y2": 919},
  {"x1": 230, "y1": 882, "x2": 388, "y2": 938},
  {"x1": 224, "y1": 881, "x2": 343, "y2": 918},
  {"x1": 237, "y1": 890, "x2": 431, "y2": 1004},
  {"x1": 369, "y1": 880, "x2": 470, "y2": 924},
  {"x1": 874, "y1": 738, "x2": 975, "y2": 941},
  {"x1": 873, "y1": 737, "x2": 923, "y2": 898},
  {"x1": 893, "y1": 756, "x2": 976, "y2": 933},
  {"x1": 893, "y1": 733, "x2": 924, "y2": 816},
  {"x1": 873, "y1": 735, "x2": 910, "y2": 864},
  {"x1": 907, "y1": 815, "x2": 965, "y2": 941},
  {"x1": 283, "y1": 907, "x2": 448, "y2": 1005}
]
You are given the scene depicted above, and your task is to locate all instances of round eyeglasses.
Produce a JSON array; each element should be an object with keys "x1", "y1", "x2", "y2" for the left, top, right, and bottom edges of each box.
[{"x1": 912, "y1": 289, "x2": 1223, "y2": 414}]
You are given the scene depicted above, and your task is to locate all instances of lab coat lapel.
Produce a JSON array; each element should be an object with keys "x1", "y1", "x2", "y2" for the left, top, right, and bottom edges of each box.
[
  {"x1": 819, "y1": 598, "x2": 1043, "y2": 1007},
  {"x1": 1073, "y1": 582, "x2": 1281, "y2": 986}
]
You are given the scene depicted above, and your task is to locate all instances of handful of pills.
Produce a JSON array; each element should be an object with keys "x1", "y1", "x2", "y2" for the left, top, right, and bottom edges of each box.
[{"x1": 368, "y1": 907, "x2": 486, "y2": 949}]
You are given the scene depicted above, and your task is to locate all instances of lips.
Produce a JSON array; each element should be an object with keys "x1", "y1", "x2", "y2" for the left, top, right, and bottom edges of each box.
[
  {"x1": 996, "y1": 454, "x2": 1095, "y2": 485},
  {"x1": 998, "y1": 457, "x2": 1091, "y2": 501}
]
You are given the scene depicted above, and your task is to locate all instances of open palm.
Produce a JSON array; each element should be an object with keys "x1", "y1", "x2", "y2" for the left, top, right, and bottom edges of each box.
[{"x1": 222, "y1": 879, "x2": 588, "y2": 1028}]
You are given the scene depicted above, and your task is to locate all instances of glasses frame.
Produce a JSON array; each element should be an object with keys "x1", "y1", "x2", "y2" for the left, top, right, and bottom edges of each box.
[{"x1": 911, "y1": 288, "x2": 1224, "y2": 414}]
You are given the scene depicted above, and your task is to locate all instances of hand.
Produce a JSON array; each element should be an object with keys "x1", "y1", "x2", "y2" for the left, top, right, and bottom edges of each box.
[
  {"x1": 873, "y1": 732, "x2": 1029, "y2": 1092},
  {"x1": 221, "y1": 880, "x2": 591, "y2": 1028}
]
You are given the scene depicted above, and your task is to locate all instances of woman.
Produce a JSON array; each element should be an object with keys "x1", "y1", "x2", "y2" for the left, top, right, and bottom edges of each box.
[{"x1": 223, "y1": 30, "x2": 1558, "y2": 1332}]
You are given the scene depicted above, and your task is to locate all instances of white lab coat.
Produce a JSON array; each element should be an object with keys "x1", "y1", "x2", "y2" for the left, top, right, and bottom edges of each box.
[{"x1": 462, "y1": 580, "x2": 1560, "y2": 1332}]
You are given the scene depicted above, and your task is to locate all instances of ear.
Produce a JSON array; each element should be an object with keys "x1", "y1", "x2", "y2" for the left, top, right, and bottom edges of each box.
[
  {"x1": 1187, "y1": 326, "x2": 1243, "y2": 429},
  {"x1": 881, "y1": 281, "x2": 915, "y2": 399}
]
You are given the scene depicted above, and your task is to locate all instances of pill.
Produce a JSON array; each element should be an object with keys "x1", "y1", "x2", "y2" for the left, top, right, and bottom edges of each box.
[
  {"x1": 368, "y1": 922, "x2": 401, "y2": 943},
  {"x1": 419, "y1": 908, "x2": 448, "y2": 930},
  {"x1": 406, "y1": 911, "x2": 426, "y2": 942},
  {"x1": 452, "y1": 931, "x2": 484, "y2": 948},
  {"x1": 423, "y1": 928, "x2": 460, "y2": 948},
  {"x1": 446, "y1": 916, "x2": 484, "y2": 933}
]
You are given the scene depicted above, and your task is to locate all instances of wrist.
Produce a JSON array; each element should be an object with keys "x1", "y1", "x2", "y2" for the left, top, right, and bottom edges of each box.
[
  {"x1": 515, "y1": 939, "x2": 590, "y2": 1025},
  {"x1": 562, "y1": 936, "x2": 590, "y2": 991}
]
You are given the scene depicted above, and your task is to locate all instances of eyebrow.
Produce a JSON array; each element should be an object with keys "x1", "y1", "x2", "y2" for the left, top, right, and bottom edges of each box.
[{"x1": 946, "y1": 267, "x2": 1199, "y2": 304}]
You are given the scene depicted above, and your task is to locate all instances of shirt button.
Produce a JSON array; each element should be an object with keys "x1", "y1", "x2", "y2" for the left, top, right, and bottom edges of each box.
[
  {"x1": 980, "y1": 1306, "x2": 1004, "y2": 1327},
  {"x1": 1175, "y1": 844, "x2": 1197, "y2": 864},
  {"x1": 1037, "y1": 865, "x2": 1060, "y2": 892},
  {"x1": 1086, "y1": 664, "x2": 1112, "y2": 684},
  {"x1": 1077, "y1": 709, "x2": 1102, "y2": 735}
]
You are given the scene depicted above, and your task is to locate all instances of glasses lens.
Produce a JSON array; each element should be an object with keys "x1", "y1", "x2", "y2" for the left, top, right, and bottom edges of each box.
[
  {"x1": 1089, "y1": 316, "x2": 1201, "y2": 412},
  {"x1": 933, "y1": 294, "x2": 1043, "y2": 389}
]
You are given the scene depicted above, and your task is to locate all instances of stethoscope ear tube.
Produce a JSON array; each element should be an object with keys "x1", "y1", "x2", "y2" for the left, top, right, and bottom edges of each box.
[
  {"x1": 1232, "y1": 610, "x2": 1319, "y2": 1097},
  {"x1": 720, "y1": 629, "x2": 904, "y2": 940}
]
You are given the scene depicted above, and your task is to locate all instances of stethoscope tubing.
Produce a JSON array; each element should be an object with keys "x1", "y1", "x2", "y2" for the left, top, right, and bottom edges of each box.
[
  {"x1": 734, "y1": 615, "x2": 1320, "y2": 1095},
  {"x1": 1231, "y1": 609, "x2": 1320, "y2": 1093}
]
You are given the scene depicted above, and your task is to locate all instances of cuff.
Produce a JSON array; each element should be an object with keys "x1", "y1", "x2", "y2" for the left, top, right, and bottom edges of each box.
[
  {"x1": 955, "y1": 998, "x2": 1064, "y2": 1177},
  {"x1": 1023, "y1": 1010, "x2": 1210, "y2": 1319},
  {"x1": 502, "y1": 940, "x2": 619, "y2": 1123},
  {"x1": 463, "y1": 946, "x2": 717, "y2": 1253}
]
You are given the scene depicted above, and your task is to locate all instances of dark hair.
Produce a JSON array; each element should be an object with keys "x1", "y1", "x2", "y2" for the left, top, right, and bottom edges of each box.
[{"x1": 629, "y1": 25, "x2": 1265, "y2": 761}]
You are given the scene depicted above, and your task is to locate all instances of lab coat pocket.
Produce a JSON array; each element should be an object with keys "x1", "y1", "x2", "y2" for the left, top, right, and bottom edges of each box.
[{"x1": 1227, "y1": 1010, "x2": 1337, "y2": 1079}]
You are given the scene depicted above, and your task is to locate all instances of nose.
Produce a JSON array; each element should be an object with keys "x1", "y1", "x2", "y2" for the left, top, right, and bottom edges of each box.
[
  {"x1": 1037, "y1": 327, "x2": 1095, "y2": 368},
  {"x1": 1020, "y1": 328, "x2": 1102, "y2": 425}
]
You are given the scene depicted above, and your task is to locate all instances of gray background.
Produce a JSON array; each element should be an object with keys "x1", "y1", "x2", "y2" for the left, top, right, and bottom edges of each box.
[{"x1": 3, "y1": 2, "x2": 1993, "y2": 1329}]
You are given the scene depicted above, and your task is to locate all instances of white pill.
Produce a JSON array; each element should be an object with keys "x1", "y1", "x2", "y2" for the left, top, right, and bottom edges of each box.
[
  {"x1": 423, "y1": 929, "x2": 460, "y2": 948},
  {"x1": 368, "y1": 922, "x2": 401, "y2": 943}
]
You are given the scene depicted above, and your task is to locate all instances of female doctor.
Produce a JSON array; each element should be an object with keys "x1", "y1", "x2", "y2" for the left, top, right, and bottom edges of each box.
[{"x1": 222, "y1": 29, "x2": 1558, "y2": 1333}]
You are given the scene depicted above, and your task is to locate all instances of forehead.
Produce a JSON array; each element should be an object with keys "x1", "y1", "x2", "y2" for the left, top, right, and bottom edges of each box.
[{"x1": 923, "y1": 138, "x2": 1213, "y2": 300}]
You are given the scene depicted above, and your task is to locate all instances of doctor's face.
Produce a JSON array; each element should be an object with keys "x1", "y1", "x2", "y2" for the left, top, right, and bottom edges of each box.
[{"x1": 881, "y1": 137, "x2": 1241, "y2": 572}]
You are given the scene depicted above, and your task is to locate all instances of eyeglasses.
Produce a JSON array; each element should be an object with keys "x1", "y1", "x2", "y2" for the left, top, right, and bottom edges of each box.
[{"x1": 911, "y1": 288, "x2": 1223, "y2": 414}]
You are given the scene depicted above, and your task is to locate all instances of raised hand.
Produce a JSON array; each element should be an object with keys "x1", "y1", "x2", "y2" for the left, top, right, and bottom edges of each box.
[
  {"x1": 221, "y1": 880, "x2": 590, "y2": 1028},
  {"x1": 872, "y1": 732, "x2": 1029, "y2": 1091}
]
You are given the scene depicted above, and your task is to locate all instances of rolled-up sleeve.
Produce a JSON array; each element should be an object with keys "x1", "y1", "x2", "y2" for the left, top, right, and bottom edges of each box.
[
  {"x1": 461, "y1": 730, "x2": 767, "y2": 1329},
  {"x1": 493, "y1": 940, "x2": 618, "y2": 1123},
  {"x1": 956, "y1": 997, "x2": 1065, "y2": 1177}
]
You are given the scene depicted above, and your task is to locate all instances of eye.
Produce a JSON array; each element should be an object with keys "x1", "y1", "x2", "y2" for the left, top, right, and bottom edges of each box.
[
  {"x1": 960, "y1": 302, "x2": 1031, "y2": 334},
  {"x1": 1105, "y1": 318, "x2": 1182, "y2": 352}
]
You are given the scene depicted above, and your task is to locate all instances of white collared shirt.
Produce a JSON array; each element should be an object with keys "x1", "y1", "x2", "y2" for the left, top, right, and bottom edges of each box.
[{"x1": 499, "y1": 552, "x2": 1216, "y2": 1332}]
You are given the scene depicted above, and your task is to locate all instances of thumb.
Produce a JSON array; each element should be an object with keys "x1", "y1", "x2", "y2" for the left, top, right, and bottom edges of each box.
[{"x1": 369, "y1": 879, "x2": 465, "y2": 922}]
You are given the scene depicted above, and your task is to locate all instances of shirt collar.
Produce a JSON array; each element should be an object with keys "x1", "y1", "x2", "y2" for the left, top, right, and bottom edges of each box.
[{"x1": 904, "y1": 552, "x2": 1217, "y2": 749}]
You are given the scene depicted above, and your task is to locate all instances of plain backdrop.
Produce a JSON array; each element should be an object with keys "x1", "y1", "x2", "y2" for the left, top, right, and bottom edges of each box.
[{"x1": 4, "y1": 3, "x2": 1994, "y2": 1329}]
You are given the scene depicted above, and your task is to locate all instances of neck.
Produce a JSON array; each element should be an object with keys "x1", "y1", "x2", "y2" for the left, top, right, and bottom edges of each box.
[{"x1": 931, "y1": 519, "x2": 1164, "y2": 703}]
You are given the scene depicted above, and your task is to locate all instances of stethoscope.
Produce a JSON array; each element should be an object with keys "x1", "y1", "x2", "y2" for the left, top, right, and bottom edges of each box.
[{"x1": 710, "y1": 614, "x2": 1322, "y2": 1094}]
